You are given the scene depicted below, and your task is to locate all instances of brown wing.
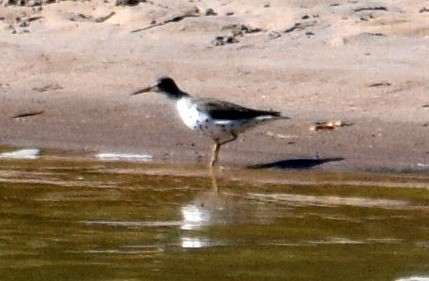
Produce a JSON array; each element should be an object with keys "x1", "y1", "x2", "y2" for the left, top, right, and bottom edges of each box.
[{"x1": 193, "y1": 98, "x2": 281, "y2": 120}]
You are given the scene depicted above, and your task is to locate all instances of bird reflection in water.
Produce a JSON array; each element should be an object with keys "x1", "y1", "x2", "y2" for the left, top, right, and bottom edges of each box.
[
  {"x1": 180, "y1": 168, "x2": 275, "y2": 248},
  {"x1": 180, "y1": 168, "x2": 222, "y2": 231}
]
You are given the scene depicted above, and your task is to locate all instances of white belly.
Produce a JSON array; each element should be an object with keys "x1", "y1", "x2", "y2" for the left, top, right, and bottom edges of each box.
[{"x1": 176, "y1": 98, "x2": 206, "y2": 130}]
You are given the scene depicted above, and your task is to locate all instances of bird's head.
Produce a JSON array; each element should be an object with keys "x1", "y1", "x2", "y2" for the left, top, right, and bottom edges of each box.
[{"x1": 131, "y1": 76, "x2": 186, "y2": 99}]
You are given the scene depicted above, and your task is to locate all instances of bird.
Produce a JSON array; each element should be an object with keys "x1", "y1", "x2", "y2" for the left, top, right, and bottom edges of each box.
[{"x1": 131, "y1": 76, "x2": 289, "y2": 167}]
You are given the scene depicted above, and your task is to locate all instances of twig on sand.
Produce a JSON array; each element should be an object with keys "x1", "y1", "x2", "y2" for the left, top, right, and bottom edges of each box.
[
  {"x1": 12, "y1": 110, "x2": 45, "y2": 119},
  {"x1": 94, "y1": 12, "x2": 116, "y2": 23},
  {"x1": 310, "y1": 120, "x2": 353, "y2": 131},
  {"x1": 131, "y1": 10, "x2": 199, "y2": 33},
  {"x1": 367, "y1": 82, "x2": 391, "y2": 88},
  {"x1": 284, "y1": 23, "x2": 305, "y2": 33},
  {"x1": 353, "y1": 6, "x2": 388, "y2": 12},
  {"x1": 284, "y1": 21, "x2": 316, "y2": 33},
  {"x1": 69, "y1": 12, "x2": 116, "y2": 23}
]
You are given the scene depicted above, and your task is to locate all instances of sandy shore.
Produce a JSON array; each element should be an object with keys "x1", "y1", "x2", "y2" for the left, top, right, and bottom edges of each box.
[{"x1": 0, "y1": 0, "x2": 428, "y2": 172}]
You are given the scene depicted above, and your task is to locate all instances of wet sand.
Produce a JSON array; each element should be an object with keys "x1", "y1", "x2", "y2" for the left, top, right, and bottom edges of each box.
[{"x1": 0, "y1": 0, "x2": 428, "y2": 172}]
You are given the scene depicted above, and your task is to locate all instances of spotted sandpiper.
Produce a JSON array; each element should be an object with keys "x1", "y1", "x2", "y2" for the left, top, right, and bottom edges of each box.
[{"x1": 131, "y1": 76, "x2": 289, "y2": 167}]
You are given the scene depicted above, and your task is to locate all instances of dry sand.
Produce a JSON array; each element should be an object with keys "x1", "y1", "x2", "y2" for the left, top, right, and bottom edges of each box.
[{"x1": 0, "y1": 0, "x2": 428, "y2": 172}]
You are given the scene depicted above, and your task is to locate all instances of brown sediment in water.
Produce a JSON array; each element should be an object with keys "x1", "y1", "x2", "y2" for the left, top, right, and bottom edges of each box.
[{"x1": 1, "y1": 155, "x2": 429, "y2": 280}]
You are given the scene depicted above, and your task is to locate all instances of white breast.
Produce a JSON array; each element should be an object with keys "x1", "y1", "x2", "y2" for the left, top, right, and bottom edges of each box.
[{"x1": 176, "y1": 98, "x2": 208, "y2": 130}]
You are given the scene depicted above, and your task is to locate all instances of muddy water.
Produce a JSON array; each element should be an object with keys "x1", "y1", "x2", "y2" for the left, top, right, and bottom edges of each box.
[{"x1": 1, "y1": 155, "x2": 429, "y2": 281}]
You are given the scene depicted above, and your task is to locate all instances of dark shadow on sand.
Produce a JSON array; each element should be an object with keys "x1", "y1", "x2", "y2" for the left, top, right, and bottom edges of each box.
[{"x1": 248, "y1": 157, "x2": 345, "y2": 170}]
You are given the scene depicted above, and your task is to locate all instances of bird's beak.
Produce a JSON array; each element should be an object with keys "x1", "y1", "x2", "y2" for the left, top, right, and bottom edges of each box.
[{"x1": 130, "y1": 85, "x2": 157, "y2": 96}]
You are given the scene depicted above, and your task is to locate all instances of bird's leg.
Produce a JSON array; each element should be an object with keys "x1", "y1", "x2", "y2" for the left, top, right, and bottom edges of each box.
[
  {"x1": 209, "y1": 164, "x2": 219, "y2": 193},
  {"x1": 209, "y1": 133, "x2": 237, "y2": 168},
  {"x1": 218, "y1": 133, "x2": 238, "y2": 146},
  {"x1": 210, "y1": 143, "x2": 220, "y2": 168}
]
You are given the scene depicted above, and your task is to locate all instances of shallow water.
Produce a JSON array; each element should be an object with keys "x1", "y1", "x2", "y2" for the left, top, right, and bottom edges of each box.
[{"x1": 1, "y1": 154, "x2": 429, "y2": 281}]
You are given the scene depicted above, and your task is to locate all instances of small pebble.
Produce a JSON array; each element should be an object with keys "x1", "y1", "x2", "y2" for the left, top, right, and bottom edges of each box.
[
  {"x1": 18, "y1": 21, "x2": 29, "y2": 28},
  {"x1": 268, "y1": 31, "x2": 281, "y2": 40},
  {"x1": 205, "y1": 8, "x2": 217, "y2": 16},
  {"x1": 212, "y1": 35, "x2": 238, "y2": 46}
]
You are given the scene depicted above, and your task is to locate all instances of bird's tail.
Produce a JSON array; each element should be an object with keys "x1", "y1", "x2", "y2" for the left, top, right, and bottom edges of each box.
[{"x1": 268, "y1": 111, "x2": 290, "y2": 120}]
